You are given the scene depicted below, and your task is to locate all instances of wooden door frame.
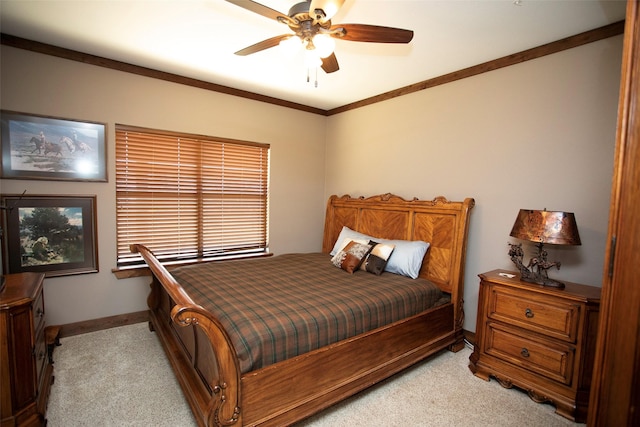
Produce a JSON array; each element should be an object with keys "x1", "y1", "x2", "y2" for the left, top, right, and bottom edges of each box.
[{"x1": 588, "y1": 1, "x2": 640, "y2": 425}]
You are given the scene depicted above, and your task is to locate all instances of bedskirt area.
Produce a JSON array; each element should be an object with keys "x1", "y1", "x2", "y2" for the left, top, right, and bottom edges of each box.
[{"x1": 171, "y1": 252, "x2": 449, "y2": 374}]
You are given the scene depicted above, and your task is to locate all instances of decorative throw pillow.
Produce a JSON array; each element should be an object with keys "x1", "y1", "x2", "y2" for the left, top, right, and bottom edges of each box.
[
  {"x1": 329, "y1": 226, "x2": 430, "y2": 279},
  {"x1": 330, "y1": 226, "x2": 373, "y2": 256},
  {"x1": 331, "y1": 240, "x2": 372, "y2": 274},
  {"x1": 360, "y1": 240, "x2": 396, "y2": 275}
]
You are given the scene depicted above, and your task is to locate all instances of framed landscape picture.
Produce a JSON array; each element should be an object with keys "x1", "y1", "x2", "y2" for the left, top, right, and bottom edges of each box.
[
  {"x1": 1, "y1": 111, "x2": 107, "y2": 181},
  {"x1": 1, "y1": 195, "x2": 98, "y2": 277}
]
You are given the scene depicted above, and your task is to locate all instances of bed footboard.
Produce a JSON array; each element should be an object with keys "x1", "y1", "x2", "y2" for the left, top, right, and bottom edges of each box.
[{"x1": 131, "y1": 244, "x2": 243, "y2": 426}]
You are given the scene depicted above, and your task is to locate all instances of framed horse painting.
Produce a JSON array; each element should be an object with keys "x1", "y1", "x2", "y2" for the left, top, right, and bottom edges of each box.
[
  {"x1": 0, "y1": 111, "x2": 107, "y2": 181},
  {"x1": 1, "y1": 194, "x2": 98, "y2": 277}
]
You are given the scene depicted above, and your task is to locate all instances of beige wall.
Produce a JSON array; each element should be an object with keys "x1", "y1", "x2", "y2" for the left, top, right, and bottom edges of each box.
[
  {"x1": 325, "y1": 35, "x2": 623, "y2": 331},
  {"x1": 0, "y1": 46, "x2": 327, "y2": 326},
  {"x1": 1, "y1": 34, "x2": 623, "y2": 332}
]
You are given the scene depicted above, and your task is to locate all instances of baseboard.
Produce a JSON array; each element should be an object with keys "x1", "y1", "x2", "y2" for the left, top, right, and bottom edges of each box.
[
  {"x1": 463, "y1": 329, "x2": 476, "y2": 346},
  {"x1": 57, "y1": 310, "x2": 149, "y2": 338}
]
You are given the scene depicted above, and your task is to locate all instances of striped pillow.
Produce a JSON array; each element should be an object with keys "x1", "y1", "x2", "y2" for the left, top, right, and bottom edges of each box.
[
  {"x1": 331, "y1": 240, "x2": 372, "y2": 273},
  {"x1": 360, "y1": 241, "x2": 396, "y2": 275}
]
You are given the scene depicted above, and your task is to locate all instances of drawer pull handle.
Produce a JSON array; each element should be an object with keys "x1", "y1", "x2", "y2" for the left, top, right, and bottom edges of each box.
[
  {"x1": 36, "y1": 308, "x2": 44, "y2": 317},
  {"x1": 525, "y1": 308, "x2": 534, "y2": 318},
  {"x1": 521, "y1": 348, "x2": 530, "y2": 358}
]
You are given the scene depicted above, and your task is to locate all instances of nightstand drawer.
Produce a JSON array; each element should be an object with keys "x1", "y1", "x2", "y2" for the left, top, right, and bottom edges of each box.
[
  {"x1": 485, "y1": 323, "x2": 575, "y2": 385},
  {"x1": 488, "y1": 285, "x2": 580, "y2": 342}
]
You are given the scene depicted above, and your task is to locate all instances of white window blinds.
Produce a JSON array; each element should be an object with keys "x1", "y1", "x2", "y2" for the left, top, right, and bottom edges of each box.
[{"x1": 115, "y1": 125, "x2": 269, "y2": 266}]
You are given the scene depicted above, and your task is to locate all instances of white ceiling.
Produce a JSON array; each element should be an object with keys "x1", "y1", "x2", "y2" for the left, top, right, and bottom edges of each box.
[{"x1": 0, "y1": 0, "x2": 627, "y2": 111}]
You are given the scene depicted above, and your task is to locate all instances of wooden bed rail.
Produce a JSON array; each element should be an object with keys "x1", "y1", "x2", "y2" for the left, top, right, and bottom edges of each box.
[
  {"x1": 130, "y1": 245, "x2": 197, "y2": 307},
  {"x1": 129, "y1": 244, "x2": 243, "y2": 426}
]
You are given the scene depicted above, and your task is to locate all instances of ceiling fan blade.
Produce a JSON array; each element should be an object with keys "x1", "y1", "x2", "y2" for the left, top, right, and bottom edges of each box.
[
  {"x1": 309, "y1": 0, "x2": 345, "y2": 23},
  {"x1": 235, "y1": 34, "x2": 291, "y2": 56},
  {"x1": 224, "y1": 0, "x2": 286, "y2": 22},
  {"x1": 331, "y1": 24, "x2": 414, "y2": 43},
  {"x1": 321, "y1": 52, "x2": 339, "y2": 73}
]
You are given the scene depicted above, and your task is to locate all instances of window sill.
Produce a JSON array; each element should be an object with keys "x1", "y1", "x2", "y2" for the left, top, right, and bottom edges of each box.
[{"x1": 112, "y1": 251, "x2": 274, "y2": 279}]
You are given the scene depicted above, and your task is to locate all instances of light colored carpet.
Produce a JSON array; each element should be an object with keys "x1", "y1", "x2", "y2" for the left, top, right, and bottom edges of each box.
[{"x1": 47, "y1": 322, "x2": 584, "y2": 426}]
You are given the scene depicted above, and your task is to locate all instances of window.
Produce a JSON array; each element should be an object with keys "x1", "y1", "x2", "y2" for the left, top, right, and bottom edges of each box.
[{"x1": 115, "y1": 125, "x2": 269, "y2": 267}]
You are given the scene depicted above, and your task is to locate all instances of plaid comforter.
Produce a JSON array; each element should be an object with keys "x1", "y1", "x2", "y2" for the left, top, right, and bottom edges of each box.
[{"x1": 171, "y1": 252, "x2": 447, "y2": 373}]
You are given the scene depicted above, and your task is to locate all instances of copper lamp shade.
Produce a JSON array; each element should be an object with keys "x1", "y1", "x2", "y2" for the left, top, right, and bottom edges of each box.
[
  {"x1": 510, "y1": 209, "x2": 581, "y2": 246},
  {"x1": 508, "y1": 209, "x2": 581, "y2": 289}
]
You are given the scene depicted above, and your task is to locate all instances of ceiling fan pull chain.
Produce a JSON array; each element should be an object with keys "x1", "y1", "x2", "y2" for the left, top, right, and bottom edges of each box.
[{"x1": 305, "y1": 67, "x2": 319, "y2": 87}]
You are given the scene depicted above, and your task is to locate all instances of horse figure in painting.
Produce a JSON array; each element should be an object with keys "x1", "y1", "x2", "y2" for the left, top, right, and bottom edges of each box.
[
  {"x1": 61, "y1": 133, "x2": 92, "y2": 154},
  {"x1": 30, "y1": 131, "x2": 46, "y2": 154},
  {"x1": 44, "y1": 141, "x2": 63, "y2": 156},
  {"x1": 60, "y1": 136, "x2": 75, "y2": 153}
]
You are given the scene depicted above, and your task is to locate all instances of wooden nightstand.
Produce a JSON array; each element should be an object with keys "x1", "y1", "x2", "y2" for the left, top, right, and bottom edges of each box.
[{"x1": 469, "y1": 269, "x2": 600, "y2": 422}]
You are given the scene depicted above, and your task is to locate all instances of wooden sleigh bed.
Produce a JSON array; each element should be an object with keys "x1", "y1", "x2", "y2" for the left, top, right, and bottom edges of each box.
[{"x1": 131, "y1": 193, "x2": 475, "y2": 426}]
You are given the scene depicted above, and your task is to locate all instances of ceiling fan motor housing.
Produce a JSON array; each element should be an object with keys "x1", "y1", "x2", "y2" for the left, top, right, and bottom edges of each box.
[
  {"x1": 289, "y1": 1, "x2": 312, "y2": 19},
  {"x1": 286, "y1": 1, "x2": 332, "y2": 41}
]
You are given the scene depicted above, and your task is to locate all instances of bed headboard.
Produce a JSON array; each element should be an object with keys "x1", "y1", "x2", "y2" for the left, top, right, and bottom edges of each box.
[{"x1": 322, "y1": 193, "x2": 475, "y2": 297}]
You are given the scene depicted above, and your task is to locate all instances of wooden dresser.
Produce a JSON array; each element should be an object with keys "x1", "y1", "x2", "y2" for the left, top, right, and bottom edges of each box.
[
  {"x1": 0, "y1": 273, "x2": 53, "y2": 427},
  {"x1": 469, "y1": 269, "x2": 601, "y2": 422}
]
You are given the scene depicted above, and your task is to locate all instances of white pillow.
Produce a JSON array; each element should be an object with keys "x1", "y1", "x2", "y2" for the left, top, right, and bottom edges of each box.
[
  {"x1": 330, "y1": 227, "x2": 372, "y2": 255},
  {"x1": 383, "y1": 239, "x2": 430, "y2": 279},
  {"x1": 329, "y1": 226, "x2": 430, "y2": 279}
]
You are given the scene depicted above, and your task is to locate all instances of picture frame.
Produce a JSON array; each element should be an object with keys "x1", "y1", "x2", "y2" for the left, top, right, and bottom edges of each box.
[
  {"x1": 1, "y1": 194, "x2": 98, "y2": 277},
  {"x1": 1, "y1": 110, "x2": 107, "y2": 181}
]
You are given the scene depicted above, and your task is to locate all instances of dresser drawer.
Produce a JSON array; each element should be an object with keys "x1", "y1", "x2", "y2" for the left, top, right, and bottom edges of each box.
[
  {"x1": 32, "y1": 290, "x2": 46, "y2": 333},
  {"x1": 34, "y1": 328, "x2": 47, "y2": 384},
  {"x1": 485, "y1": 322, "x2": 575, "y2": 385},
  {"x1": 488, "y1": 285, "x2": 580, "y2": 342}
]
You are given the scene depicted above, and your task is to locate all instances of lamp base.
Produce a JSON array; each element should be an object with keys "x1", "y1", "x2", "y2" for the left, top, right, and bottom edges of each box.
[
  {"x1": 508, "y1": 242, "x2": 564, "y2": 289},
  {"x1": 521, "y1": 275, "x2": 565, "y2": 289}
]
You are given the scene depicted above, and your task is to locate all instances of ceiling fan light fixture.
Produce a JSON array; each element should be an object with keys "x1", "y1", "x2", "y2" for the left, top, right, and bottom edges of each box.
[
  {"x1": 312, "y1": 33, "x2": 335, "y2": 58},
  {"x1": 279, "y1": 35, "x2": 302, "y2": 55},
  {"x1": 304, "y1": 50, "x2": 323, "y2": 68}
]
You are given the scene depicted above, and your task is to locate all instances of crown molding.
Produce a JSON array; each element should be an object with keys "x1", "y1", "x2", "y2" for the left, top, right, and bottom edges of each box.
[{"x1": 1, "y1": 21, "x2": 625, "y2": 116}]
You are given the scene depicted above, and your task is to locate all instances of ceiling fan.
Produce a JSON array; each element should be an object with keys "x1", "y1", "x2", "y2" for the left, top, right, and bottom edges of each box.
[{"x1": 225, "y1": 0, "x2": 414, "y2": 74}]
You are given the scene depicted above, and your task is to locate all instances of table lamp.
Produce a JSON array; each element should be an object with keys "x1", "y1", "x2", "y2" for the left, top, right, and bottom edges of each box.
[{"x1": 508, "y1": 208, "x2": 581, "y2": 289}]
